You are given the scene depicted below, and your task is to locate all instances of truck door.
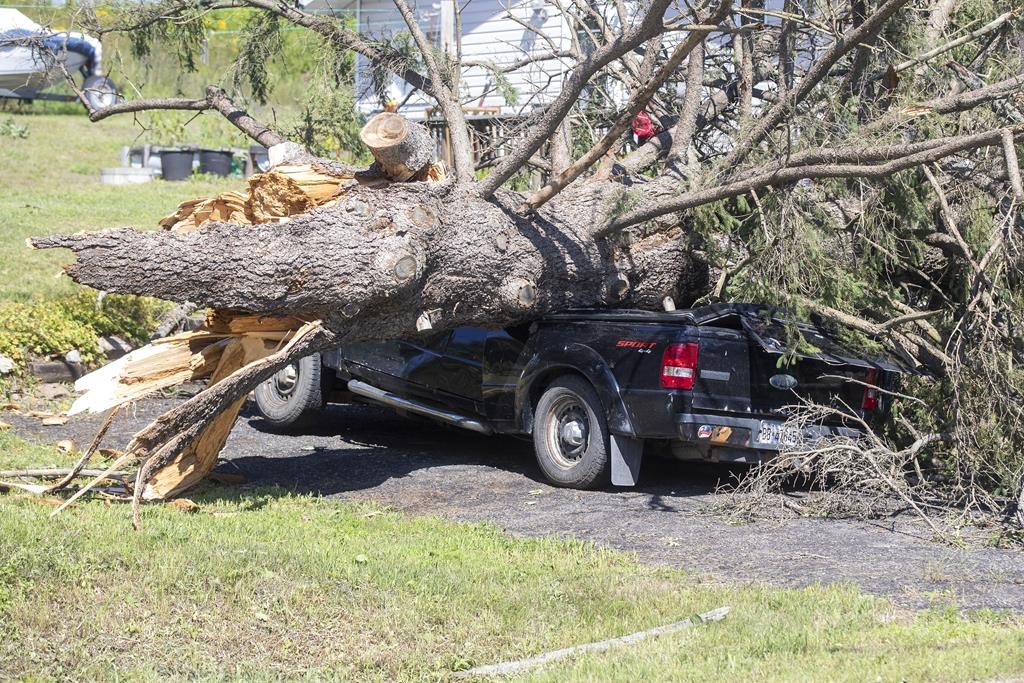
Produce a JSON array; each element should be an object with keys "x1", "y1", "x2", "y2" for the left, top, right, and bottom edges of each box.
[
  {"x1": 434, "y1": 327, "x2": 489, "y2": 411},
  {"x1": 342, "y1": 331, "x2": 448, "y2": 395}
]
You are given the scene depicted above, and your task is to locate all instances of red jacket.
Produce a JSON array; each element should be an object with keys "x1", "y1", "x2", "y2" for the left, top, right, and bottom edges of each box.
[{"x1": 631, "y1": 111, "x2": 657, "y2": 142}]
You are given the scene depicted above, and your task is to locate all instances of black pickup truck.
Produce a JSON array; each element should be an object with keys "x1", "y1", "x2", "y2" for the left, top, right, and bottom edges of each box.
[{"x1": 254, "y1": 304, "x2": 911, "y2": 489}]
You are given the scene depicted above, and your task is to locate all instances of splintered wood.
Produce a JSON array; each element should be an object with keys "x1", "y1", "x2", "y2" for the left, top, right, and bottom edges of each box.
[
  {"x1": 159, "y1": 165, "x2": 350, "y2": 232},
  {"x1": 70, "y1": 313, "x2": 304, "y2": 416},
  {"x1": 159, "y1": 161, "x2": 446, "y2": 233},
  {"x1": 141, "y1": 337, "x2": 255, "y2": 500},
  {"x1": 67, "y1": 313, "x2": 310, "y2": 501},
  {"x1": 140, "y1": 317, "x2": 324, "y2": 502}
]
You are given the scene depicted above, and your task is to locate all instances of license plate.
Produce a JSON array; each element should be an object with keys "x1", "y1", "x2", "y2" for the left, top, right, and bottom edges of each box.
[{"x1": 756, "y1": 421, "x2": 800, "y2": 447}]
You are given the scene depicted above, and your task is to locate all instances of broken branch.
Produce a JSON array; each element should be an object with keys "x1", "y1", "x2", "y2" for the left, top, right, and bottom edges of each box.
[{"x1": 87, "y1": 86, "x2": 285, "y2": 147}]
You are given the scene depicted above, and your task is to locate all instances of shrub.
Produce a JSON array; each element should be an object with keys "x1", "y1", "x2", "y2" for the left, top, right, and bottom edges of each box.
[{"x1": 0, "y1": 291, "x2": 169, "y2": 369}]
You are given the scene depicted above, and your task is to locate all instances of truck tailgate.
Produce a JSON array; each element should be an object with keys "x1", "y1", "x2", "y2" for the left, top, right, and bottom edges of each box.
[{"x1": 691, "y1": 329, "x2": 751, "y2": 414}]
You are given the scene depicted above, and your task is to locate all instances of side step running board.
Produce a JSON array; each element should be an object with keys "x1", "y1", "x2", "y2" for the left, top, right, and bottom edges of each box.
[{"x1": 347, "y1": 380, "x2": 493, "y2": 435}]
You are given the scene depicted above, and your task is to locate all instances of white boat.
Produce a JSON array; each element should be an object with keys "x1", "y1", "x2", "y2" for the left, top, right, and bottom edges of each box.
[{"x1": 0, "y1": 8, "x2": 118, "y2": 110}]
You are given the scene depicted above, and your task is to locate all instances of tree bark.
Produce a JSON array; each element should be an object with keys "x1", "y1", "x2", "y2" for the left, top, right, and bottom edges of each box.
[
  {"x1": 33, "y1": 179, "x2": 707, "y2": 344},
  {"x1": 550, "y1": 119, "x2": 573, "y2": 175}
]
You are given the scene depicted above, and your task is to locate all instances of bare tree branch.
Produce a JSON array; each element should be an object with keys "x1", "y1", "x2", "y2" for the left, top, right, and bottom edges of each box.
[
  {"x1": 866, "y1": 72, "x2": 1024, "y2": 131},
  {"x1": 88, "y1": 97, "x2": 209, "y2": 120},
  {"x1": 777, "y1": 0, "x2": 797, "y2": 93},
  {"x1": 720, "y1": 0, "x2": 910, "y2": 171},
  {"x1": 392, "y1": 0, "x2": 474, "y2": 182},
  {"x1": 475, "y1": 0, "x2": 678, "y2": 198},
  {"x1": 521, "y1": 3, "x2": 731, "y2": 211},
  {"x1": 735, "y1": 0, "x2": 754, "y2": 122},
  {"x1": 895, "y1": 8, "x2": 1021, "y2": 73},
  {"x1": 1002, "y1": 128, "x2": 1024, "y2": 204},
  {"x1": 922, "y1": 164, "x2": 982, "y2": 274},
  {"x1": 618, "y1": 41, "x2": 707, "y2": 176},
  {"x1": 462, "y1": 50, "x2": 576, "y2": 73},
  {"x1": 601, "y1": 124, "x2": 1024, "y2": 236},
  {"x1": 88, "y1": 86, "x2": 285, "y2": 147}
]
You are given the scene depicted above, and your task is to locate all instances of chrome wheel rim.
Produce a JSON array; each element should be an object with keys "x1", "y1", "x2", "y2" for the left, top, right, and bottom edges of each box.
[{"x1": 546, "y1": 394, "x2": 590, "y2": 468}]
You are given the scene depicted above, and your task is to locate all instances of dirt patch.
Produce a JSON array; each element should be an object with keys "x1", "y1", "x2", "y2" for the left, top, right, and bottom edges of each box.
[{"x1": 7, "y1": 393, "x2": 1024, "y2": 612}]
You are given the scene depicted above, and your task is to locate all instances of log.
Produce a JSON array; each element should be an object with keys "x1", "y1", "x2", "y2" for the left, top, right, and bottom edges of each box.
[
  {"x1": 33, "y1": 182, "x2": 704, "y2": 341},
  {"x1": 360, "y1": 113, "x2": 436, "y2": 181}
]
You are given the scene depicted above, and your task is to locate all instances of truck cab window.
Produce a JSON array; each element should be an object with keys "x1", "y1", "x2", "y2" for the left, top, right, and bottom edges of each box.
[{"x1": 445, "y1": 327, "x2": 489, "y2": 362}]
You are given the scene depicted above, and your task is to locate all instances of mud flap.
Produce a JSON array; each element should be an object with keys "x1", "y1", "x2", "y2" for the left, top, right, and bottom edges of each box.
[{"x1": 610, "y1": 435, "x2": 643, "y2": 486}]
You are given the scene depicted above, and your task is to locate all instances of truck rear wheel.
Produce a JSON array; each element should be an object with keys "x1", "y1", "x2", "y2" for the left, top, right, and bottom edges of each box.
[
  {"x1": 533, "y1": 376, "x2": 610, "y2": 489},
  {"x1": 254, "y1": 354, "x2": 325, "y2": 431}
]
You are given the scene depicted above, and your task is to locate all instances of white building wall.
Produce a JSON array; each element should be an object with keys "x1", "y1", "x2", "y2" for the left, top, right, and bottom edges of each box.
[{"x1": 347, "y1": 0, "x2": 573, "y2": 120}]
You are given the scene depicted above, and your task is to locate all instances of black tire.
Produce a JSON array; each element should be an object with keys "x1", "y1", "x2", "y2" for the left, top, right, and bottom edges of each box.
[
  {"x1": 532, "y1": 376, "x2": 610, "y2": 489},
  {"x1": 82, "y1": 75, "x2": 120, "y2": 111},
  {"x1": 254, "y1": 354, "x2": 326, "y2": 431}
]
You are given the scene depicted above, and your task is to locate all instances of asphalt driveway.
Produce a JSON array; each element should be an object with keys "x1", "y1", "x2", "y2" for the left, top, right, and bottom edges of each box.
[{"x1": 8, "y1": 392, "x2": 1024, "y2": 612}]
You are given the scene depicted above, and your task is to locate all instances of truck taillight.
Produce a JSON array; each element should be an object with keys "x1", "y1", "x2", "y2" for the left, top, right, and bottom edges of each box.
[
  {"x1": 862, "y1": 368, "x2": 880, "y2": 412},
  {"x1": 661, "y1": 343, "x2": 698, "y2": 390}
]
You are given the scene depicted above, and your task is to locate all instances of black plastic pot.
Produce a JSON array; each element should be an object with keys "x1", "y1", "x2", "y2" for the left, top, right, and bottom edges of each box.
[
  {"x1": 160, "y1": 149, "x2": 194, "y2": 181},
  {"x1": 199, "y1": 149, "x2": 233, "y2": 177}
]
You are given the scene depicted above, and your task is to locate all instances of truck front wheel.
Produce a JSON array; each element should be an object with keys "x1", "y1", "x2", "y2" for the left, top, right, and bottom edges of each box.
[
  {"x1": 253, "y1": 354, "x2": 326, "y2": 431},
  {"x1": 533, "y1": 376, "x2": 610, "y2": 489}
]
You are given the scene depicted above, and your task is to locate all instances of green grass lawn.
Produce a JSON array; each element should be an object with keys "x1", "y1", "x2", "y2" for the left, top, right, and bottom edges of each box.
[
  {"x1": 1, "y1": 432, "x2": 1022, "y2": 681},
  {"x1": 0, "y1": 110, "x2": 237, "y2": 302}
]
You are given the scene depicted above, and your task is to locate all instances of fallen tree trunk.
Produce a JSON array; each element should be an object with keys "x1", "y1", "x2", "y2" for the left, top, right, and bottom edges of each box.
[{"x1": 33, "y1": 182, "x2": 704, "y2": 342}]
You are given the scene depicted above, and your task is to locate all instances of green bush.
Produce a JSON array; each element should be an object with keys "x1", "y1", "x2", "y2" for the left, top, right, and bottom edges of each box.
[{"x1": 0, "y1": 291, "x2": 169, "y2": 369}]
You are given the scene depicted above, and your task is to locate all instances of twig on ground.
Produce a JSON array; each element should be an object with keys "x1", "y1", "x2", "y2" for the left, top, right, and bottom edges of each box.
[
  {"x1": 0, "y1": 468, "x2": 128, "y2": 479},
  {"x1": 45, "y1": 406, "x2": 120, "y2": 493},
  {"x1": 453, "y1": 607, "x2": 730, "y2": 678}
]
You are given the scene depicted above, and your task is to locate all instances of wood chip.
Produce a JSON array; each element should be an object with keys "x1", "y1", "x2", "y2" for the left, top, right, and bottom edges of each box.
[
  {"x1": 41, "y1": 416, "x2": 68, "y2": 426},
  {"x1": 56, "y1": 439, "x2": 75, "y2": 454},
  {"x1": 167, "y1": 498, "x2": 200, "y2": 513},
  {"x1": 0, "y1": 420, "x2": 10, "y2": 431}
]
